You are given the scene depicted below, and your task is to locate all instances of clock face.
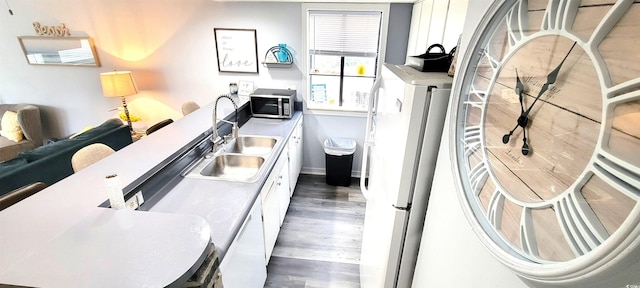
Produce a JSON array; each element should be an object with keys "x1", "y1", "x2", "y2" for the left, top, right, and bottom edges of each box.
[{"x1": 453, "y1": 0, "x2": 640, "y2": 282}]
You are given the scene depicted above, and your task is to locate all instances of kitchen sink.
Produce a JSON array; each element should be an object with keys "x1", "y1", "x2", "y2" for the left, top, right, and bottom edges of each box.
[
  {"x1": 183, "y1": 135, "x2": 281, "y2": 182},
  {"x1": 226, "y1": 135, "x2": 278, "y2": 155},
  {"x1": 197, "y1": 154, "x2": 265, "y2": 182}
]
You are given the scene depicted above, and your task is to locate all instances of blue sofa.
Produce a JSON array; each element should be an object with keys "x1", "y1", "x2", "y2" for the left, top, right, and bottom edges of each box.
[{"x1": 0, "y1": 119, "x2": 132, "y2": 196}]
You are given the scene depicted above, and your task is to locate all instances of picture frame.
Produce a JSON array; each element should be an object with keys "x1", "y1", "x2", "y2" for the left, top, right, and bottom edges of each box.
[
  {"x1": 238, "y1": 80, "x2": 254, "y2": 96},
  {"x1": 310, "y1": 84, "x2": 327, "y2": 103},
  {"x1": 214, "y1": 28, "x2": 259, "y2": 73}
]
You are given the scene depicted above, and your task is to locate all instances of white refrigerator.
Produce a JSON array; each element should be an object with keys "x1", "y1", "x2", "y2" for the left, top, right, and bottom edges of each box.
[{"x1": 360, "y1": 64, "x2": 453, "y2": 288}]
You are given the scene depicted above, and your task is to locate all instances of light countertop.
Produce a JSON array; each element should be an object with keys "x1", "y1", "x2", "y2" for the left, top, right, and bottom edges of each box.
[
  {"x1": 150, "y1": 112, "x2": 303, "y2": 260},
  {"x1": 0, "y1": 95, "x2": 302, "y2": 287}
]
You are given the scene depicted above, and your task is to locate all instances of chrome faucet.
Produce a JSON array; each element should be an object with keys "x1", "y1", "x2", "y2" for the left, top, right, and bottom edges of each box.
[{"x1": 212, "y1": 95, "x2": 239, "y2": 153}]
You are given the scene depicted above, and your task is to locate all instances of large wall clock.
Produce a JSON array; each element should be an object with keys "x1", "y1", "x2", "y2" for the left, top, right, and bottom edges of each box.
[{"x1": 451, "y1": 0, "x2": 640, "y2": 286}]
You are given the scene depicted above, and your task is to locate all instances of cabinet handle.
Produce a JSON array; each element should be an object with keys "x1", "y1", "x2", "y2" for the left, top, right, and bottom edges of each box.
[{"x1": 265, "y1": 180, "x2": 277, "y2": 197}]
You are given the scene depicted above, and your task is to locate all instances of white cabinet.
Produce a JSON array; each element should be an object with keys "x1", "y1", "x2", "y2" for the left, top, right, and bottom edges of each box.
[
  {"x1": 406, "y1": 0, "x2": 468, "y2": 57},
  {"x1": 277, "y1": 154, "x2": 290, "y2": 226},
  {"x1": 261, "y1": 151, "x2": 289, "y2": 263},
  {"x1": 288, "y1": 118, "x2": 303, "y2": 195},
  {"x1": 220, "y1": 198, "x2": 266, "y2": 288},
  {"x1": 261, "y1": 169, "x2": 281, "y2": 264},
  {"x1": 443, "y1": 0, "x2": 468, "y2": 50},
  {"x1": 261, "y1": 116, "x2": 303, "y2": 264},
  {"x1": 406, "y1": 0, "x2": 432, "y2": 57}
]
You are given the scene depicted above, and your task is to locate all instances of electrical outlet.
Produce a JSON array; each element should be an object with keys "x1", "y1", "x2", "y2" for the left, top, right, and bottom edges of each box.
[
  {"x1": 125, "y1": 196, "x2": 139, "y2": 210},
  {"x1": 135, "y1": 191, "x2": 145, "y2": 206},
  {"x1": 125, "y1": 191, "x2": 144, "y2": 210}
]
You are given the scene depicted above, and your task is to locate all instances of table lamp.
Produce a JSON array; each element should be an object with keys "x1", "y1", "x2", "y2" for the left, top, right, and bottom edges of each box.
[{"x1": 100, "y1": 71, "x2": 137, "y2": 132}]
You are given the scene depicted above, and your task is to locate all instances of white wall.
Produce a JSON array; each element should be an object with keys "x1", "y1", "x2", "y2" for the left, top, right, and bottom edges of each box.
[
  {"x1": 0, "y1": 0, "x2": 303, "y2": 138},
  {"x1": 411, "y1": 0, "x2": 529, "y2": 287},
  {"x1": 301, "y1": 114, "x2": 367, "y2": 176},
  {"x1": 0, "y1": 1, "x2": 410, "y2": 174}
]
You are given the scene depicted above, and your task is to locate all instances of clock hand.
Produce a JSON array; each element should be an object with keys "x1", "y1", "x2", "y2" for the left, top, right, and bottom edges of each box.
[
  {"x1": 515, "y1": 68, "x2": 526, "y2": 114},
  {"x1": 502, "y1": 68, "x2": 527, "y2": 144},
  {"x1": 515, "y1": 68, "x2": 531, "y2": 155},
  {"x1": 502, "y1": 42, "x2": 577, "y2": 156},
  {"x1": 522, "y1": 41, "x2": 577, "y2": 118},
  {"x1": 502, "y1": 71, "x2": 531, "y2": 154},
  {"x1": 521, "y1": 126, "x2": 530, "y2": 155}
]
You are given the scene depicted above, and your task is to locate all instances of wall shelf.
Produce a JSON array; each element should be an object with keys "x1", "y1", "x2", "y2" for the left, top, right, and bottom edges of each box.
[
  {"x1": 262, "y1": 61, "x2": 293, "y2": 68},
  {"x1": 263, "y1": 45, "x2": 293, "y2": 69}
]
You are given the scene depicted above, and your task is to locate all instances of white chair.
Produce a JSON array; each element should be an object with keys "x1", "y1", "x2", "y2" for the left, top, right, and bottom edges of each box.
[
  {"x1": 71, "y1": 143, "x2": 115, "y2": 172},
  {"x1": 182, "y1": 101, "x2": 200, "y2": 116}
]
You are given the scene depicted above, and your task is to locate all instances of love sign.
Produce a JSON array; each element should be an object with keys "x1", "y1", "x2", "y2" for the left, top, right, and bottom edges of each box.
[{"x1": 214, "y1": 28, "x2": 259, "y2": 74}]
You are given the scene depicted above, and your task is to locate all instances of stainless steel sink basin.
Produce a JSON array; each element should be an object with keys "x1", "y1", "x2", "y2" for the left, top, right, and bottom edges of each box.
[
  {"x1": 198, "y1": 154, "x2": 265, "y2": 182},
  {"x1": 226, "y1": 136, "x2": 278, "y2": 155},
  {"x1": 183, "y1": 135, "x2": 281, "y2": 182}
]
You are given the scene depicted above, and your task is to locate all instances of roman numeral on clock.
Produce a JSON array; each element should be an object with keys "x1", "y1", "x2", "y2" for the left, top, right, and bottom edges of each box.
[
  {"x1": 506, "y1": 0, "x2": 529, "y2": 46},
  {"x1": 542, "y1": 0, "x2": 580, "y2": 32}
]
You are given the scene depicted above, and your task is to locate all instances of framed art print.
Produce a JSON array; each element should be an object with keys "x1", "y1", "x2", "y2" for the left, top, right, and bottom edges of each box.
[
  {"x1": 238, "y1": 80, "x2": 254, "y2": 96},
  {"x1": 214, "y1": 28, "x2": 259, "y2": 73}
]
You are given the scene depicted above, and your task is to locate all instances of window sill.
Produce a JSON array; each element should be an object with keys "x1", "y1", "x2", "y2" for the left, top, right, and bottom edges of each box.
[{"x1": 303, "y1": 106, "x2": 368, "y2": 118}]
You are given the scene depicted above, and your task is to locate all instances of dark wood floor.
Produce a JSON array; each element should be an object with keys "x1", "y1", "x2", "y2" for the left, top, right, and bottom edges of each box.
[{"x1": 265, "y1": 174, "x2": 366, "y2": 288}]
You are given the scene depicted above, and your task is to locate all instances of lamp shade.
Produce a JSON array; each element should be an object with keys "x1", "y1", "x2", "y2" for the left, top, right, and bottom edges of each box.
[{"x1": 100, "y1": 71, "x2": 138, "y2": 97}]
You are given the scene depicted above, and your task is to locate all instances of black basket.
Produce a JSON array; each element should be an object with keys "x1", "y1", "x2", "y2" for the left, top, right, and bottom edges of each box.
[{"x1": 406, "y1": 44, "x2": 455, "y2": 72}]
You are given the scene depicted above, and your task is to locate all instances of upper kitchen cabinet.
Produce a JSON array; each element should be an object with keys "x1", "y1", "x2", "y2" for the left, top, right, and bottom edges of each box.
[{"x1": 406, "y1": 0, "x2": 468, "y2": 57}]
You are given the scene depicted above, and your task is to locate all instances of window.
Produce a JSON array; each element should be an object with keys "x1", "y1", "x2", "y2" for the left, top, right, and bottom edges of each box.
[{"x1": 304, "y1": 4, "x2": 388, "y2": 113}]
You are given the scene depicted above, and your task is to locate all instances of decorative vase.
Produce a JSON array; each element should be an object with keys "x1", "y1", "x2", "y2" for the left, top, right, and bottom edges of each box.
[{"x1": 277, "y1": 44, "x2": 288, "y2": 63}]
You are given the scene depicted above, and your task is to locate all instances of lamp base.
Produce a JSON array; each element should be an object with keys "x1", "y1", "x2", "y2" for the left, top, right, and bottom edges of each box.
[{"x1": 120, "y1": 96, "x2": 133, "y2": 133}]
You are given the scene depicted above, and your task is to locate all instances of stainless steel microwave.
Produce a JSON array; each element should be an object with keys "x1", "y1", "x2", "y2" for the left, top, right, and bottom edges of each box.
[{"x1": 249, "y1": 88, "x2": 295, "y2": 119}]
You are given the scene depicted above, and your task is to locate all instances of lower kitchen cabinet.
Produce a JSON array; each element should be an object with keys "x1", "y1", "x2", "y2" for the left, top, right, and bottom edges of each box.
[
  {"x1": 219, "y1": 198, "x2": 266, "y2": 287},
  {"x1": 288, "y1": 117, "x2": 303, "y2": 195},
  {"x1": 277, "y1": 153, "x2": 290, "y2": 226},
  {"x1": 262, "y1": 115, "x2": 302, "y2": 264},
  {"x1": 262, "y1": 175, "x2": 280, "y2": 264},
  {"x1": 262, "y1": 150, "x2": 290, "y2": 263}
]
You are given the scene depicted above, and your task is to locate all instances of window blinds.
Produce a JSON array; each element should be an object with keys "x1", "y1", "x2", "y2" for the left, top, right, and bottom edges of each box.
[{"x1": 308, "y1": 10, "x2": 382, "y2": 57}]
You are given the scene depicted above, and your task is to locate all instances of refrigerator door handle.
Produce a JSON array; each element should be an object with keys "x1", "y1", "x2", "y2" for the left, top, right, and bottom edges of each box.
[
  {"x1": 361, "y1": 77, "x2": 381, "y2": 199},
  {"x1": 364, "y1": 78, "x2": 381, "y2": 142},
  {"x1": 360, "y1": 142, "x2": 372, "y2": 199},
  {"x1": 364, "y1": 77, "x2": 381, "y2": 144}
]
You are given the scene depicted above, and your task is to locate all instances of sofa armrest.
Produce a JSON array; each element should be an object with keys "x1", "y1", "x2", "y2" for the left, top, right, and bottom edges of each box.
[{"x1": 16, "y1": 105, "x2": 43, "y2": 147}]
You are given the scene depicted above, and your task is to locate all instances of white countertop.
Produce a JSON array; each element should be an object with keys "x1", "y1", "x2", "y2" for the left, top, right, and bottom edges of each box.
[
  {"x1": 150, "y1": 112, "x2": 302, "y2": 260},
  {"x1": 1, "y1": 209, "x2": 211, "y2": 288},
  {"x1": 0, "y1": 96, "x2": 302, "y2": 287}
]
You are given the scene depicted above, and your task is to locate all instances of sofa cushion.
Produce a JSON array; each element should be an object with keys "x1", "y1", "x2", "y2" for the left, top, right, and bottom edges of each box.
[
  {"x1": 69, "y1": 125, "x2": 93, "y2": 139},
  {"x1": 0, "y1": 156, "x2": 28, "y2": 174},
  {"x1": 0, "y1": 156, "x2": 27, "y2": 167},
  {"x1": 70, "y1": 119, "x2": 123, "y2": 142},
  {"x1": 18, "y1": 138, "x2": 81, "y2": 162},
  {"x1": 0, "y1": 118, "x2": 132, "y2": 197},
  {"x1": 0, "y1": 111, "x2": 23, "y2": 142}
]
